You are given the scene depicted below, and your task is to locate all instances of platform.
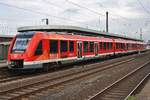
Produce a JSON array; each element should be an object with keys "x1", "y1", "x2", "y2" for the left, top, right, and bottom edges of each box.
[
  {"x1": 136, "y1": 76, "x2": 150, "y2": 100},
  {"x1": 0, "y1": 60, "x2": 7, "y2": 68}
]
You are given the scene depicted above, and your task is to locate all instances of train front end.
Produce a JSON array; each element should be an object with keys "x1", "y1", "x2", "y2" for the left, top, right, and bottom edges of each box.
[{"x1": 8, "y1": 32, "x2": 35, "y2": 70}]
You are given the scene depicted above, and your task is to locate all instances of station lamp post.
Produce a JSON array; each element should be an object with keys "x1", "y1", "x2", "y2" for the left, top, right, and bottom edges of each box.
[{"x1": 42, "y1": 18, "x2": 49, "y2": 25}]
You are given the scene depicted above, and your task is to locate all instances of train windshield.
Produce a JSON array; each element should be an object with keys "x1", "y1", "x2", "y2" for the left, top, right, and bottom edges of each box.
[{"x1": 12, "y1": 32, "x2": 34, "y2": 53}]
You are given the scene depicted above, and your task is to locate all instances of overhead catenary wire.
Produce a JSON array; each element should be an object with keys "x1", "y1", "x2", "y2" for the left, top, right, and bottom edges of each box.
[
  {"x1": 43, "y1": 0, "x2": 65, "y2": 10},
  {"x1": 137, "y1": 0, "x2": 150, "y2": 17},
  {"x1": 66, "y1": 0, "x2": 124, "y2": 22},
  {"x1": 43, "y1": 0, "x2": 102, "y2": 29},
  {"x1": 66, "y1": 0, "x2": 135, "y2": 32},
  {"x1": 94, "y1": 2, "x2": 130, "y2": 21},
  {"x1": 66, "y1": 0, "x2": 105, "y2": 17},
  {"x1": 66, "y1": 0, "x2": 145, "y2": 28},
  {"x1": 0, "y1": 2, "x2": 89, "y2": 26},
  {"x1": 43, "y1": 0, "x2": 93, "y2": 19},
  {"x1": 0, "y1": 0, "x2": 146, "y2": 37},
  {"x1": 108, "y1": 7, "x2": 133, "y2": 21}
]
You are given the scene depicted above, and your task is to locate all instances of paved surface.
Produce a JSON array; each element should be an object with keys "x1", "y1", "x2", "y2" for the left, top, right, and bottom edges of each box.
[
  {"x1": 0, "y1": 60, "x2": 7, "y2": 68},
  {"x1": 136, "y1": 78, "x2": 150, "y2": 100}
]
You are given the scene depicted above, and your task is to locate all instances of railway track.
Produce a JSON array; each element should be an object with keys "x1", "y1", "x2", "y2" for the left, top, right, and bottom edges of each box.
[
  {"x1": 0, "y1": 69, "x2": 41, "y2": 83},
  {"x1": 0, "y1": 57, "x2": 136, "y2": 100},
  {"x1": 88, "y1": 61, "x2": 150, "y2": 100},
  {"x1": 0, "y1": 53, "x2": 139, "y2": 84},
  {"x1": 0, "y1": 52, "x2": 148, "y2": 100}
]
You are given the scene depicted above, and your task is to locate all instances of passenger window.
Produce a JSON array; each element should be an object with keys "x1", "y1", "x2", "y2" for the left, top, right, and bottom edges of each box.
[
  {"x1": 108, "y1": 42, "x2": 110, "y2": 50},
  {"x1": 99, "y1": 42, "x2": 103, "y2": 50},
  {"x1": 84, "y1": 41, "x2": 88, "y2": 52},
  {"x1": 35, "y1": 41, "x2": 42, "y2": 55},
  {"x1": 120, "y1": 44, "x2": 121, "y2": 49},
  {"x1": 120, "y1": 43, "x2": 122, "y2": 49},
  {"x1": 60, "y1": 40, "x2": 68, "y2": 52},
  {"x1": 122, "y1": 43, "x2": 125, "y2": 49},
  {"x1": 90, "y1": 42, "x2": 94, "y2": 52},
  {"x1": 128, "y1": 44, "x2": 129, "y2": 49},
  {"x1": 109, "y1": 43, "x2": 111, "y2": 50},
  {"x1": 109, "y1": 43, "x2": 112, "y2": 50},
  {"x1": 106, "y1": 42, "x2": 108, "y2": 50},
  {"x1": 50, "y1": 40, "x2": 58, "y2": 53},
  {"x1": 103, "y1": 42, "x2": 107, "y2": 50},
  {"x1": 107, "y1": 42, "x2": 109, "y2": 50},
  {"x1": 116, "y1": 43, "x2": 119, "y2": 49},
  {"x1": 69, "y1": 41, "x2": 74, "y2": 52}
]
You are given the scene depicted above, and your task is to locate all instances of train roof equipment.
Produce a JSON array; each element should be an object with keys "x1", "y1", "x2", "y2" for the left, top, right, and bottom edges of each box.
[{"x1": 18, "y1": 25, "x2": 143, "y2": 41}]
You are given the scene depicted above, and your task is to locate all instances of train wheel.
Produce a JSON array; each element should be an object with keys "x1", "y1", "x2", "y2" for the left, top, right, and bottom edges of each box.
[{"x1": 57, "y1": 61, "x2": 62, "y2": 65}]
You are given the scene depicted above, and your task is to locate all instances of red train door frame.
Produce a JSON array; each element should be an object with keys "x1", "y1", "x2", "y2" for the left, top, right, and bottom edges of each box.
[
  {"x1": 94, "y1": 42, "x2": 98, "y2": 56},
  {"x1": 77, "y1": 41, "x2": 82, "y2": 58}
]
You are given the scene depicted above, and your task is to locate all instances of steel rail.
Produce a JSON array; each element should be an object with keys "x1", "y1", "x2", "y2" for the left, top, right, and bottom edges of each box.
[
  {"x1": 124, "y1": 73, "x2": 150, "y2": 100},
  {"x1": 0, "y1": 58, "x2": 135, "y2": 99},
  {"x1": 88, "y1": 60, "x2": 150, "y2": 100}
]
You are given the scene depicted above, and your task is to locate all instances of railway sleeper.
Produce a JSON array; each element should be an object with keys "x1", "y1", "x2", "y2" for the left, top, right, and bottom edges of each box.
[
  {"x1": 0, "y1": 95, "x2": 12, "y2": 99},
  {"x1": 21, "y1": 89, "x2": 34, "y2": 93},
  {"x1": 34, "y1": 91, "x2": 48, "y2": 97},
  {"x1": 103, "y1": 94, "x2": 125, "y2": 98},
  {"x1": 106, "y1": 92, "x2": 127, "y2": 96},
  {"x1": 28, "y1": 95, "x2": 37, "y2": 99},
  {"x1": 13, "y1": 86, "x2": 47, "y2": 97},
  {"x1": 27, "y1": 87, "x2": 39, "y2": 91},
  {"x1": 13, "y1": 91, "x2": 26, "y2": 94},
  {"x1": 34, "y1": 92, "x2": 44, "y2": 97},
  {"x1": 99, "y1": 96, "x2": 124, "y2": 100},
  {"x1": 108, "y1": 90, "x2": 129, "y2": 93},
  {"x1": 7, "y1": 93, "x2": 20, "y2": 97}
]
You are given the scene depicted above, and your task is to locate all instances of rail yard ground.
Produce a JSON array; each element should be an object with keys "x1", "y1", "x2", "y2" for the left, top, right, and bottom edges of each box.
[
  {"x1": 0, "y1": 51, "x2": 149, "y2": 100},
  {"x1": 135, "y1": 76, "x2": 150, "y2": 100},
  {"x1": 0, "y1": 60, "x2": 7, "y2": 68}
]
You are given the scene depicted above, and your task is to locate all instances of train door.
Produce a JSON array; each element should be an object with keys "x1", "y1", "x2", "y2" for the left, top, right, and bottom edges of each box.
[
  {"x1": 77, "y1": 42, "x2": 82, "y2": 58},
  {"x1": 94, "y1": 42, "x2": 98, "y2": 56}
]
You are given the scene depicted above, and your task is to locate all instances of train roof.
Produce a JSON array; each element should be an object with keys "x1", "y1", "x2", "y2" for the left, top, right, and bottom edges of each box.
[
  {"x1": 0, "y1": 34, "x2": 14, "y2": 38},
  {"x1": 41, "y1": 33, "x2": 113, "y2": 42},
  {"x1": 17, "y1": 25, "x2": 143, "y2": 42}
]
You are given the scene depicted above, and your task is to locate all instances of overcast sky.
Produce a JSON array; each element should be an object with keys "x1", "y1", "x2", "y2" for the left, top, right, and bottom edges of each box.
[{"x1": 0, "y1": 0, "x2": 149, "y2": 41}]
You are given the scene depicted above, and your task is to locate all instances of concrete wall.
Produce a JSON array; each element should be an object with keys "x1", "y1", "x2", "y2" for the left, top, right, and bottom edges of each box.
[{"x1": 0, "y1": 42, "x2": 10, "y2": 60}]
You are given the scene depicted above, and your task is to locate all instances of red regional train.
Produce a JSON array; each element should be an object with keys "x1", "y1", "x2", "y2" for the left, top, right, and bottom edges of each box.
[{"x1": 7, "y1": 25, "x2": 146, "y2": 70}]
